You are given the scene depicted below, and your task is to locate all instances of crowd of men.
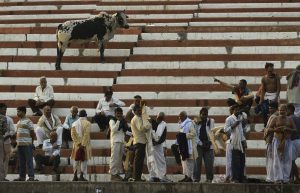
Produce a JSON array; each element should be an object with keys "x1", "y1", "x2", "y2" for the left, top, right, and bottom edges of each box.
[{"x1": 0, "y1": 64, "x2": 299, "y2": 183}]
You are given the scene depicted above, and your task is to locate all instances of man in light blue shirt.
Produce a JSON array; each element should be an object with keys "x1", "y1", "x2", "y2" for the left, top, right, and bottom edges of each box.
[{"x1": 62, "y1": 106, "x2": 79, "y2": 148}]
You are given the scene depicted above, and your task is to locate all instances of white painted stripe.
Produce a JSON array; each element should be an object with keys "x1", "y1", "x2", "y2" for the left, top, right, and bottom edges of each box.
[
  {"x1": 133, "y1": 47, "x2": 227, "y2": 55},
  {"x1": 0, "y1": 34, "x2": 26, "y2": 41},
  {"x1": 196, "y1": 12, "x2": 300, "y2": 18},
  {"x1": 96, "y1": 5, "x2": 198, "y2": 11},
  {"x1": 125, "y1": 61, "x2": 225, "y2": 69},
  {"x1": 7, "y1": 62, "x2": 122, "y2": 71},
  {"x1": 0, "y1": 14, "x2": 91, "y2": 20},
  {"x1": 128, "y1": 14, "x2": 193, "y2": 19},
  {"x1": 189, "y1": 21, "x2": 300, "y2": 27},
  {"x1": 0, "y1": 91, "x2": 287, "y2": 101},
  {"x1": 0, "y1": 77, "x2": 113, "y2": 86},
  {"x1": 116, "y1": 76, "x2": 287, "y2": 84},
  {"x1": 199, "y1": 3, "x2": 300, "y2": 9}
]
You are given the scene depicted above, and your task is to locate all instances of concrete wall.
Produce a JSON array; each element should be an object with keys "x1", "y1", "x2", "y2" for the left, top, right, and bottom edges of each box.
[{"x1": 0, "y1": 182, "x2": 300, "y2": 193}]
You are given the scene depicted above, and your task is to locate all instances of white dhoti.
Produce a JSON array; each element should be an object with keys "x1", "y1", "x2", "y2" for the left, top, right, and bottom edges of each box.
[
  {"x1": 225, "y1": 143, "x2": 232, "y2": 179},
  {"x1": 265, "y1": 92, "x2": 279, "y2": 103},
  {"x1": 292, "y1": 139, "x2": 300, "y2": 160},
  {"x1": 270, "y1": 138, "x2": 293, "y2": 183},
  {"x1": 73, "y1": 160, "x2": 88, "y2": 177},
  {"x1": 266, "y1": 143, "x2": 274, "y2": 182},
  {"x1": 36, "y1": 126, "x2": 63, "y2": 146},
  {"x1": 147, "y1": 143, "x2": 166, "y2": 179},
  {"x1": 110, "y1": 142, "x2": 124, "y2": 175},
  {"x1": 294, "y1": 103, "x2": 300, "y2": 117},
  {"x1": 182, "y1": 158, "x2": 194, "y2": 178}
]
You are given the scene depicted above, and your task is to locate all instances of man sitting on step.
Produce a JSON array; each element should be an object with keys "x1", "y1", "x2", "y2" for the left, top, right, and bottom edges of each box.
[
  {"x1": 62, "y1": 106, "x2": 79, "y2": 149},
  {"x1": 28, "y1": 76, "x2": 55, "y2": 116},
  {"x1": 35, "y1": 105, "x2": 63, "y2": 148},
  {"x1": 34, "y1": 131, "x2": 60, "y2": 175}
]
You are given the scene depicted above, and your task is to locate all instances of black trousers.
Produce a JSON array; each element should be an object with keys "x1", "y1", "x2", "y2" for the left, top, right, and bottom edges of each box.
[
  {"x1": 93, "y1": 114, "x2": 113, "y2": 131},
  {"x1": 231, "y1": 149, "x2": 245, "y2": 183},
  {"x1": 28, "y1": 99, "x2": 55, "y2": 113},
  {"x1": 34, "y1": 154, "x2": 60, "y2": 171},
  {"x1": 133, "y1": 143, "x2": 146, "y2": 181},
  {"x1": 171, "y1": 144, "x2": 182, "y2": 165}
]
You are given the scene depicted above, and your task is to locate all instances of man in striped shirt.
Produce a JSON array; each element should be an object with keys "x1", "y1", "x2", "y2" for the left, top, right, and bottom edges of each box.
[{"x1": 14, "y1": 106, "x2": 37, "y2": 181}]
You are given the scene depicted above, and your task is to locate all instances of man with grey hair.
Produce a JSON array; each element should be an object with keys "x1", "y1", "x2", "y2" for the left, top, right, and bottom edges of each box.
[
  {"x1": 28, "y1": 76, "x2": 55, "y2": 116},
  {"x1": 62, "y1": 106, "x2": 79, "y2": 148},
  {"x1": 147, "y1": 112, "x2": 168, "y2": 182},
  {"x1": 287, "y1": 65, "x2": 300, "y2": 117},
  {"x1": 177, "y1": 111, "x2": 197, "y2": 182}
]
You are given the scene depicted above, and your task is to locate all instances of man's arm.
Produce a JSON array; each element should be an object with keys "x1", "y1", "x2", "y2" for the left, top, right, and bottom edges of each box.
[
  {"x1": 95, "y1": 99, "x2": 102, "y2": 114},
  {"x1": 276, "y1": 75, "x2": 281, "y2": 100},
  {"x1": 113, "y1": 98, "x2": 125, "y2": 107},
  {"x1": 260, "y1": 77, "x2": 266, "y2": 103},
  {"x1": 214, "y1": 78, "x2": 234, "y2": 90},
  {"x1": 48, "y1": 86, "x2": 54, "y2": 100}
]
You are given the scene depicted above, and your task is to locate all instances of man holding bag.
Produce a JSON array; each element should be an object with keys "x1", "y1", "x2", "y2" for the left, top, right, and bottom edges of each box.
[{"x1": 71, "y1": 110, "x2": 92, "y2": 181}]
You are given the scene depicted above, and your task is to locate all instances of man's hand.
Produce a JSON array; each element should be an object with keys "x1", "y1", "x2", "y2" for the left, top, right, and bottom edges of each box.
[
  {"x1": 35, "y1": 100, "x2": 42, "y2": 106},
  {"x1": 109, "y1": 103, "x2": 118, "y2": 108},
  {"x1": 231, "y1": 120, "x2": 240, "y2": 129},
  {"x1": 213, "y1": 78, "x2": 220, "y2": 83}
]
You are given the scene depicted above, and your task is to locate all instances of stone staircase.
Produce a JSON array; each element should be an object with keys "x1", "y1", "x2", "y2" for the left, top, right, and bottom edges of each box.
[{"x1": 1, "y1": 0, "x2": 300, "y2": 181}]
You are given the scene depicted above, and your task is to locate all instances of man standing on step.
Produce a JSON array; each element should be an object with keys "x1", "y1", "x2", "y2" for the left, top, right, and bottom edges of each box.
[
  {"x1": 14, "y1": 106, "x2": 37, "y2": 181},
  {"x1": 286, "y1": 103, "x2": 300, "y2": 183},
  {"x1": 177, "y1": 111, "x2": 197, "y2": 182},
  {"x1": 109, "y1": 107, "x2": 128, "y2": 181},
  {"x1": 287, "y1": 65, "x2": 300, "y2": 117},
  {"x1": 131, "y1": 105, "x2": 152, "y2": 181},
  {"x1": 71, "y1": 110, "x2": 92, "y2": 181},
  {"x1": 259, "y1": 63, "x2": 281, "y2": 126},
  {"x1": 266, "y1": 104, "x2": 295, "y2": 183},
  {"x1": 28, "y1": 76, "x2": 55, "y2": 116},
  {"x1": 0, "y1": 103, "x2": 15, "y2": 181}
]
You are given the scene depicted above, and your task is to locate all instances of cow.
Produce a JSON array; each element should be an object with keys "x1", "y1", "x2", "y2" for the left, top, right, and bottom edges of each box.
[{"x1": 55, "y1": 11, "x2": 129, "y2": 70}]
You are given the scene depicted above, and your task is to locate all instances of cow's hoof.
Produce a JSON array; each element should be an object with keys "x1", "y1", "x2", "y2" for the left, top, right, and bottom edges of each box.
[
  {"x1": 100, "y1": 60, "x2": 105, "y2": 64},
  {"x1": 55, "y1": 66, "x2": 62, "y2": 70}
]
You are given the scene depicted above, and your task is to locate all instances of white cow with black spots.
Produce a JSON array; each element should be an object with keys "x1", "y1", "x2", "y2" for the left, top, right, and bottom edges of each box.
[{"x1": 55, "y1": 11, "x2": 129, "y2": 70}]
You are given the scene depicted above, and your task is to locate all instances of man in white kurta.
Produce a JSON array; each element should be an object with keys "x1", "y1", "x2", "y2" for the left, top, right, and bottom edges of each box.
[
  {"x1": 177, "y1": 111, "x2": 197, "y2": 182},
  {"x1": 147, "y1": 112, "x2": 167, "y2": 182},
  {"x1": 36, "y1": 105, "x2": 63, "y2": 147},
  {"x1": 109, "y1": 107, "x2": 128, "y2": 181}
]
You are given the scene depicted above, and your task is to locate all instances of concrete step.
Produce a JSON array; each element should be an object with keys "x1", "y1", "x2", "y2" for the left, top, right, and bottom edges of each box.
[
  {"x1": 128, "y1": 54, "x2": 300, "y2": 62},
  {"x1": 1, "y1": 62, "x2": 123, "y2": 71},
  {"x1": 141, "y1": 32, "x2": 299, "y2": 40},
  {"x1": 123, "y1": 61, "x2": 299, "y2": 69}
]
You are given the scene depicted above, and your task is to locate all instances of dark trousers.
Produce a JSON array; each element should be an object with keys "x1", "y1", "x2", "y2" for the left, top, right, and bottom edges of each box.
[
  {"x1": 28, "y1": 99, "x2": 55, "y2": 113},
  {"x1": 193, "y1": 146, "x2": 214, "y2": 181},
  {"x1": 227, "y1": 98, "x2": 253, "y2": 114},
  {"x1": 171, "y1": 144, "x2": 181, "y2": 165},
  {"x1": 93, "y1": 114, "x2": 112, "y2": 131},
  {"x1": 34, "y1": 154, "x2": 60, "y2": 171},
  {"x1": 18, "y1": 145, "x2": 34, "y2": 179},
  {"x1": 62, "y1": 128, "x2": 72, "y2": 148},
  {"x1": 231, "y1": 149, "x2": 245, "y2": 183},
  {"x1": 133, "y1": 143, "x2": 146, "y2": 181}
]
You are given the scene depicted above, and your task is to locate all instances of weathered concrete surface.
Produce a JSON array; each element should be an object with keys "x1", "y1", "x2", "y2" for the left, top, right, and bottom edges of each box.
[{"x1": 0, "y1": 182, "x2": 299, "y2": 193}]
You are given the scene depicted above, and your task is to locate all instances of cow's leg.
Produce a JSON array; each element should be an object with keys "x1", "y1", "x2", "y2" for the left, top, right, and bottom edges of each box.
[
  {"x1": 55, "y1": 41, "x2": 66, "y2": 70},
  {"x1": 99, "y1": 41, "x2": 105, "y2": 63}
]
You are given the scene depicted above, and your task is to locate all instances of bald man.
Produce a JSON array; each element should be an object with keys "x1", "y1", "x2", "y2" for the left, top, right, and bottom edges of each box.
[
  {"x1": 62, "y1": 106, "x2": 79, "y2": 148},
  {"x1": 34, "y1": 131, "x2": 61, "y2": 174},
  {"x1": 36, "y1": 106, "x2": 63, "y2": 148},
  {"x1": 28, "y1": 76, "x2": 55, "y2": 116},
  {"x1": 266, "y1": 104, "x2": 296, "y2": 183}
]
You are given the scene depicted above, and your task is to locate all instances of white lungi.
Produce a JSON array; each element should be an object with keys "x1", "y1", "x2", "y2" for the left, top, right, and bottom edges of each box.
[
  {"x1": 110, "y1": 142, "x2": 124, "y2": 175},
  {"x1": 147, "y1": 143, "x2": 166, "y2": 179}
]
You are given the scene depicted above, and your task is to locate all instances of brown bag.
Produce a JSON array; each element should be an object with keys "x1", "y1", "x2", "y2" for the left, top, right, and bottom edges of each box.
[{"x1": 75, "y1": 146, "x2": 85, "y2": 161}]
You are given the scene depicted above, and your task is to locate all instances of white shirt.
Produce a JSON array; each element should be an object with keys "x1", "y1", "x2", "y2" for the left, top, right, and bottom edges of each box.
[
  {"x1": 42, "y1": 139, "x2": 60, "y2": 156},
  {"x1": 224, "y1": 114, "x2": 246, "y2": 151},
  {"x1": 34, "y1": 84, "x2": 54, "y2": 102},
  {"x1": 4, "y1": 116, "x2": 15, "y2": 144},
  {"x1": 95, "y1": 97, "x2": 125, "y2": 116},
  {"x1": 109, "y1": 119, "x2": 125, "y2": 144}
]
